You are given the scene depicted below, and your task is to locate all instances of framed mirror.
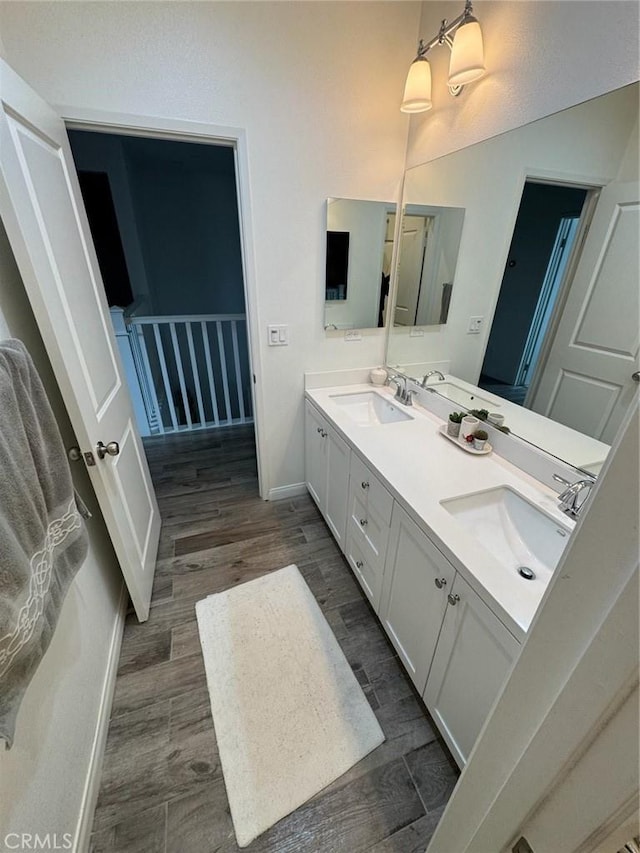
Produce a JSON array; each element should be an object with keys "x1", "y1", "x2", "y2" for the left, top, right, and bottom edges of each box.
[
  {"x1": 386, "y1": 83, "x2": 639, "y2": 475},
  {"x1": 324, "y1": 198, "x2": 396, "y2": 330}
]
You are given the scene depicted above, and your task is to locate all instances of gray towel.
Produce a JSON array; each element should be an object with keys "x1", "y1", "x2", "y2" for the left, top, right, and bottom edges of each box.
[{"x1": 0, "y1": 339, "x2": 88, "y2": 748}]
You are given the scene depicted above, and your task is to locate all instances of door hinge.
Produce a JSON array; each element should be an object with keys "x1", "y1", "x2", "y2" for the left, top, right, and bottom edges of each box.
[{"x1": 253, "y1": 373, "x2": 256, "y2": 384}]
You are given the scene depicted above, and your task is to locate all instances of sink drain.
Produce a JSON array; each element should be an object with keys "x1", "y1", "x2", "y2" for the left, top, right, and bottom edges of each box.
[{"x1": 518, "y1": 566, "x2": 536, "y2": 581}]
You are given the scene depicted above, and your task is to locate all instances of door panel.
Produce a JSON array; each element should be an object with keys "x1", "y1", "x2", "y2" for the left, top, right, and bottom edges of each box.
[
  {"x1": 0, "y1": 59, "x2": 160, "y2": 620},
  {"x1": 531, "y1": 181, "x2": 639, "y2": 443}
]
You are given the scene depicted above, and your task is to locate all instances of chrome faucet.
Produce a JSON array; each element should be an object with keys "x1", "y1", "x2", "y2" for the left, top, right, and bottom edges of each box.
[
  {"x1": 389, "y1": 374, "x2": 416, "y2": 407},
  {"x1": 421, "y1": 370, "x2": 445, "y2": 387},
  {"x1": 553, "y1": 474, "x2": 595, "y2": 519}
]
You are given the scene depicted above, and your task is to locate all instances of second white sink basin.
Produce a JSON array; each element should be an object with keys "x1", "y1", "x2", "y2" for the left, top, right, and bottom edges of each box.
[
  {"x1": 441, "y1": 486, "x2": 570, "y2": 581},
  {"x1": 330, "y1": 391, "x2": 413, "y2": 426}
]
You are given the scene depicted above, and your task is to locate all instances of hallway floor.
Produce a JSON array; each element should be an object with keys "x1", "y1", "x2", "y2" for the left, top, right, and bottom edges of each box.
[{"x1": 90, "y1": 426, "x2": 458, "y2": 853}]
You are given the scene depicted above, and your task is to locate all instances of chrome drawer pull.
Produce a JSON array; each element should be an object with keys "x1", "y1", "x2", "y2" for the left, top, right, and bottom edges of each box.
[
  {"x1": 361, "y1": 481, "x2": 370, "y2": 490},
  {"x1": 447, "y1": 593, "x2": 460, "y2": 606},
  {"x1": 355, "y1": 560, "x2": 364, "y2": 569},
  {"x1": 434, "y1": 577, "x2": 447, "y2": 589},
  {"x1": 359, "y1": 518, "x2": 368, "y2": 527}
]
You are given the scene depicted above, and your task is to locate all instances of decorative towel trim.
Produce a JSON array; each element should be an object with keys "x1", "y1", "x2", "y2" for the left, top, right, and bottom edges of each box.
[{"x1": 0, "y1": 498, "x2": 82, "y2": 680}]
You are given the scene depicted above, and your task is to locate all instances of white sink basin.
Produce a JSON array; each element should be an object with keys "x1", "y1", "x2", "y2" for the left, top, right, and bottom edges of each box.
[
  {"x1": 330, "y1": 392, "x2": 413, "y2": 426},
  {"x1": 427, "y1": 382, "x2": 498, "y2": 410},
  {"x1": 441, "y1": 486, "x2": 570, "y2": 582}
]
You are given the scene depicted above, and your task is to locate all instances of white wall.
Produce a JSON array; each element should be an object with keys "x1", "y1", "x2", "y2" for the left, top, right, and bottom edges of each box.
[
  {"x1": 324, "y1": 199, "x2": 388, "y2": 330},
  {"x1": 388, "y1": 84, "x2": 638, "y2": 381},
  {"x1": 0, "y1": 221, "x2": 124, "y2": 848},
  {"x1": 406, "y1": 0, "x2": 640, "y2": 167},
  {"x1": 0, "y1": 1, "x2": 420, "y2": 493}
]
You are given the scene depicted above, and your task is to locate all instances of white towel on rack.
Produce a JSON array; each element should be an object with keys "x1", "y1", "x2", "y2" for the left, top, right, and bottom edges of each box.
[{"x1": 0, "y1": 339, "x2": 88, "y2": 748}]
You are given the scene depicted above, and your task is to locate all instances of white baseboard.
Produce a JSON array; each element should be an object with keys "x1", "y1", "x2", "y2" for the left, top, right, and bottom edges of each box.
[
  {"x1": 74, "y1": 582, "x2": 128, "y2": 853},
  {"x1": 267, "y1": 482, "x2": 308, "y2": 501}
]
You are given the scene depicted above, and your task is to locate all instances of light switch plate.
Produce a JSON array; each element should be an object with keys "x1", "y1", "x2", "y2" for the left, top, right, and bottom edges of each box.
[
  {"x1": 467, "y1": 316, "x2": 484, "y2": 334},
  {"x1": 344, "y1": 330, "x2": 362, "y2": 341},
  {"x1": 268, "y1": 324, "x2": 289, "y2": 346}
]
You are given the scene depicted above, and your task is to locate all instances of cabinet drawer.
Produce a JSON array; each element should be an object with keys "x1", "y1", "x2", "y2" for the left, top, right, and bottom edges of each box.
[
  {"x1": 350, "y1": 452, "x2": 393, "y2": 524},
  {"x1": 349, "y1": 489, "x2": 390, "y2": 569},
  {"x1": 346, "y1": 527, "x2": 383, "y2": 610}
]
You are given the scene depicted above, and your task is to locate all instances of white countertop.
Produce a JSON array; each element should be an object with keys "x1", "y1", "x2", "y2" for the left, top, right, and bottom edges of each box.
[{"x1": 306, "y1": 383, "x2": 575, "y2": 641}]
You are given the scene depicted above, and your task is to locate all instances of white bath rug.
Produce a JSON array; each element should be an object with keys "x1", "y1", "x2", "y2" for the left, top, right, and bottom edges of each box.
[{"x1": 195, "y1": 563, "x2": 385, "y2": 847}]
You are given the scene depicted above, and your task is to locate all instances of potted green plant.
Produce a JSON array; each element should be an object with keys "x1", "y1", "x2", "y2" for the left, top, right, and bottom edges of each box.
[
  {"x1": 473, "y1": 428, "x2": 488, "y2": 451},
  {"x1": 447, "y1": 411, "x2": 464, "y2": 437}
]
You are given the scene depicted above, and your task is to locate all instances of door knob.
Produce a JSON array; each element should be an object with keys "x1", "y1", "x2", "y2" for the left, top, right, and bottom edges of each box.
[{"x1": 96, "y1": 440, "x2": 120, "y2": 460}]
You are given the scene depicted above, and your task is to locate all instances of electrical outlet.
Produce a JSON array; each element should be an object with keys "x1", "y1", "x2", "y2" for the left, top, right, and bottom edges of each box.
[
  {"x1": 345, "y1": 329, "x2": 362, "y2": 341},
  {"x1": 268, "y1": 324, "x2": 289, "y2": 346},
  {"x1": 467, "y1": 316, "x2": 484, "y2": 334}
]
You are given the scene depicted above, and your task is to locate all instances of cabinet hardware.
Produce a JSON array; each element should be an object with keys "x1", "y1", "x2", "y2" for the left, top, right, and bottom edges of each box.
[
  {"x1": 361, "y1": 481, "x2": 369, "y2": 490},
  {"x1": 434, "y1": 577, "x2": 447, "y2": 589},
  {"x1": 632, "y1": 370, "x2": 639, "y2": 382},
  {"x1": 317, "y1": 426, "x2": 323, "y2": 434},
  {"x1": 355, "y1": 560, "x2": 363, "y2": 569},
  {"x1": 359, "y1": 518, "x2": 368, "y2": 527},
  {"x1": 96, "y1": 440, "x2": 120, "y2": 460},
  {"x1": 447, "y1": 593, "x2": 460, "y2": 606}
]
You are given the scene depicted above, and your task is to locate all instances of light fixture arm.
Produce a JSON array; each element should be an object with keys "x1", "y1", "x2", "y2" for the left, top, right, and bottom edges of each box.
[{"x1": 412, "y1": 0, "x2": 477, "y2": 97}]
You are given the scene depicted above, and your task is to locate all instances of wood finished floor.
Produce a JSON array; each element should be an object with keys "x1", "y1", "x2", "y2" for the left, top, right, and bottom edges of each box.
[{"x1": 90, "y1": 426, "x2": 459, "y2": 853}]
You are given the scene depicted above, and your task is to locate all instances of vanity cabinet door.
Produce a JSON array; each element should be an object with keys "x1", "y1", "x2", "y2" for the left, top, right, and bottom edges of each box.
[
  {"x1": 325, "y1": 426, "x2": 350, "y2": 551},
  {"x1": 305, "y1": 400, "x2": 327, "y2": 509},
  {"x1": 424, "y1": 573, "x2": 520, "y2": 768},
  {"x1": 379, "y1": 504, "x2": 455, "y2": 694},
  {"x1": 304, "y1": 400, "x2": 350, "y2": 552}
]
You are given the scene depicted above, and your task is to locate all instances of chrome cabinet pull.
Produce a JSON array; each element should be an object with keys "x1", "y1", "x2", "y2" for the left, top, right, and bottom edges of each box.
[
  {"x1": 434, "y1": 577, "x2": 447, "y2": 589},
  {"x1": 447, "y1": 593, "x2": 460, "y2": 606},
  {"x1": 361, "y1": 481, "x2": 370, "y2": 490},
  {"x1": 355, "y1": 560, "x2": 364, "y2": 569},
  {"x1": 317, "y1": 426, "x2": 323, "y2": 434},
  {"x1": 96, "y1": 440, "x2": 120, "y2": 460},
  {"x1": 359, "y1": 518, "x2": 368, "y2": 527},
  {"x1": 633, "y1": 371, "x2": 639, "y2": 382}
]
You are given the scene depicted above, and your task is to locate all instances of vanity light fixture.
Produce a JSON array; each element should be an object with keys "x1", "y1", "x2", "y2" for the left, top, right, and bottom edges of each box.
[{"x1": 401, "y1": 0, "x2": 485, "y2": 114}]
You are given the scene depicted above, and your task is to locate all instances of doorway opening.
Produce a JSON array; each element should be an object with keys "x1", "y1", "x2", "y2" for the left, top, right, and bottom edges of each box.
[
  {"x1": 479, "y1": 181, "x2": 590, "y2": 404},
  {"x1": 67, "y1": 130, "x2": 254, "y2": 443}
]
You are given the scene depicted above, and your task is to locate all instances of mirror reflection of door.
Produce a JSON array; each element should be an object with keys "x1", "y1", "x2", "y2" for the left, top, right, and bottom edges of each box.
[
  {"x1": 394, "y1": 214, "x2": 430, "y2": 325},
  {"x1": 479, "y1": 181, "x2": 589, "y2": 403}
]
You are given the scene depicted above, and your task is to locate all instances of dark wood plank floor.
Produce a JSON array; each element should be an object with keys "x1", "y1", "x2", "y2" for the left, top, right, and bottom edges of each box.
[{"x1": 90, "y1": 426, "x2": 459, "y2": 853}]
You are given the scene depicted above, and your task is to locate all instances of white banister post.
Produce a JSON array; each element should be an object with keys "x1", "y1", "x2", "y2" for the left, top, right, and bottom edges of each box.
[{"x1": 109, "y1": 306, "x2": 152, "y2": 436}]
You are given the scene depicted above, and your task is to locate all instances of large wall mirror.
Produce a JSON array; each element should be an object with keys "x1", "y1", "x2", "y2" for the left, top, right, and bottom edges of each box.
[
  {"x1": 324, "y1": 198, "x2": 396, "y2": 330},
  {"x1": 386, "y1": 83, "x2": 639, "y2": 475}
]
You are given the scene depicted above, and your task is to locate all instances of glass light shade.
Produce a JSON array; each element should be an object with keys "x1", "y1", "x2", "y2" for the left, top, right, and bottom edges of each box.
[
  {"x1": 448, "y1": 19, "x2": 485, "y2": 86},
  {"x1": 400, "y1": 58, "x2": 432, "y2": 113}
]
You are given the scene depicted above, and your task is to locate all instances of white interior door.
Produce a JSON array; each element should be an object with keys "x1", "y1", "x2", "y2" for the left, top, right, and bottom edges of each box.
[
  {"x1": 530, "y1": 181, "x2": 639, "y2": 443},
  {"x1": 0, "y1": 59, "x2": 160, "y2": 621},
  {"x1": 394, "y1": 215, "x2": 428, "y2": 326}
]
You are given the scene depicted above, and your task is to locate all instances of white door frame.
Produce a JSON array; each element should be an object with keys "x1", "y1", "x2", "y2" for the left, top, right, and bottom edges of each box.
[{"x1": 58, "y1": 105, "x2": 267, "y2": 498}]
